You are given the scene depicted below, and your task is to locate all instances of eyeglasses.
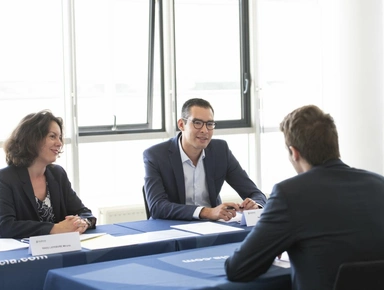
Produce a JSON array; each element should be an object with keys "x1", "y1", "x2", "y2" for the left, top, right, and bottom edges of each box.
[{"x1": 182, "y1": 118, "x2": 216, "y2": 130}]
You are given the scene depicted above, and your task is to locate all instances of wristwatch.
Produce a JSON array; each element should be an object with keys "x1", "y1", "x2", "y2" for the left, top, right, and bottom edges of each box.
[{"x1": 83, "y1": 218, "x2": 92, "y2": 227}]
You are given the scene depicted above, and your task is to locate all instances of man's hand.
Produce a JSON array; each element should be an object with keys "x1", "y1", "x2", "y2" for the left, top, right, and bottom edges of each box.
[
  {"x1": 199, "y1": 203, "x2": 240, "y2": 221},
  {"x1": 239, "y1": 198, "x2": 259, "y2": 211}
]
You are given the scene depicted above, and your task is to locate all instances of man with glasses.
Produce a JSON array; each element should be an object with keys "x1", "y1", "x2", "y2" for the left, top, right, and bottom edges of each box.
[{"x1": 143, "y1": 98, "x2": 266, "y2": 221}]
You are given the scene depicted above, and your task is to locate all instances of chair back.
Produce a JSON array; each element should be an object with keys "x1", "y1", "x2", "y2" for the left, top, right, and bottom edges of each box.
[
  {"x1": 333, "y1": 260, "x2": 384, "y2": 290},
  {"x1": 142, "y1": 186, "x2": 150, "y2": 219}
]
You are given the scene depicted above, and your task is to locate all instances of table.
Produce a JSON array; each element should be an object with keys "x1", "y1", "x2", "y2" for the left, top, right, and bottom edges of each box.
[
  {"x1": 0, "y1": 220, "x2": 255, "y2": 290},
  {"x1": 43, "y1": 242, "x2": 292, "y2": 290},
  {"x1": 116, "y1": 219, "x2": 253, "y2": 250},
  {"x1": 0, "y1": 224, "x2": 176, "y2": 290}
]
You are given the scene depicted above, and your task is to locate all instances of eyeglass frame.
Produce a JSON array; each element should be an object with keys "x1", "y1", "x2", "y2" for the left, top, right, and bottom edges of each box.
[{"x1": 182, "y1": 118, "x2": 216, "y2": 130}]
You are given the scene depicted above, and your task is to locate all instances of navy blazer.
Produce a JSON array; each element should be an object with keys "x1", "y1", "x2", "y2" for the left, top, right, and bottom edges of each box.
[
  {"x1": 143, "y1": 133, "x2": 266, "y2": 220},
  {"x1": 0, "y1": 164, "x2": 95, "y2": 239},
  {"x1": 225, "y1": 159, "x2": 384, "y2": 290}
]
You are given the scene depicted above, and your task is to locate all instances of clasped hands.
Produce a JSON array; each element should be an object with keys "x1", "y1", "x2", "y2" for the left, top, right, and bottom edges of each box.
[
  {"x1": 200, "y1": 198, "x2": 259, "y2": 221},
  {"x1": 50, "y1": 215, "x2": 89, "y2": 234}
]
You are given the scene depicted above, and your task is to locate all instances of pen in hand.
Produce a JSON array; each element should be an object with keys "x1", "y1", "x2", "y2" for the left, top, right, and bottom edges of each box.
[
  {"x1": 226, "y1": 206, "x2": 236, "y2": 210},
  {"x1": 226, "y1": 206, "x2": 244, "y2": 210}
]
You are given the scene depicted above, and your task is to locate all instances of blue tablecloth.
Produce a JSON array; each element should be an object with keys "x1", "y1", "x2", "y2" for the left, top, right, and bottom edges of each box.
[
  {"x1": 0, "y1": 224, "x2": 174, "y2": 290},
  {"x1": 43, "y1": 242, "x2": 292, "y2": 290},
  {"x1": 0, "y1": 250, "x2": 63, "y2": 290},
  {"x1": 116, "y1": 219, "x2": 252, "y2": 250},
  {"x1": 0, "y1": 220, "x2": 260, "y2": 290}
]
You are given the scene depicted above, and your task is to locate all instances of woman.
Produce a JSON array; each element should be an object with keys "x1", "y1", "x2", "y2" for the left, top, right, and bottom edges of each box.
[{"x1": 0, "y1": 110, "x2": 96, "y2": 239}]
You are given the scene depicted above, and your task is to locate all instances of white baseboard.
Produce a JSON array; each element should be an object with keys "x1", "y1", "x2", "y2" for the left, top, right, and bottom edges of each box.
[{"x1": 98, "y1": 204, "x2": 147, "y2": 225}]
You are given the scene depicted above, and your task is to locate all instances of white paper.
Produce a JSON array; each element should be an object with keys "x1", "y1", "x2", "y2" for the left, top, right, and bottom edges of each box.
[
  {"x1": 133, "y1": 229, "x2": 200, "y2": 242},
  {"x1": 273, "y1": 252, "x2": 290, "y2": 268},
  {"x1": 171, "y1": 221, "x2": 244, "y2": 235},
  {"x1": 81, "y1": 229, "x2": 199, "y2": 250},
  {"x1": 280, "y1": 251, "x2": 289, "y2": 262},
  {"x1": 80, "y1": 233, "x2": 107, "y2": 241},
  {"x1": 218, "y1": 212, "x2": 243, "y2": 223},
  {"x1": 0, "y1": 239, "x2": 29, "y2": 251},
  {"x1": 81, "y1": 234, "x2": 120, "y2": 250},
  {"x1": 29, "y1": 232, "x2": 81, "y2": 256}
]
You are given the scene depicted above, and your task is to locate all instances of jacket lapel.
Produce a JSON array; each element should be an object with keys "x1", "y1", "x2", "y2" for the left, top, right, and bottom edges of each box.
[
  {"x1": 169, "y1": 133, "x2": 186, "y2": 204},
  {"x1": 203, "y1": 144, "x2": 217, "y2": 206},
  {"x1": 17, "y1": 166, "x2": 40, "y2": 218}
]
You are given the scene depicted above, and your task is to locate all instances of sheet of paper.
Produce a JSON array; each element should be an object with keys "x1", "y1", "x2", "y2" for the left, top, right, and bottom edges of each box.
[
  {"x1": 218, "y1": 212, "x2": 243, "y2": 223},
  {"x1": 80, "y1": 233, "x2": 107, "y2": 241},
  {"x1": 171, "y1": 221, "x2": 244, "y2": 235},
  {"x1": 0, "y1": 239, "x2": 29, "y2": 251},
  {"x1": 81, "y1": 234, "x2": 121, "y2": 250},
  {"x1": 134, "y1": 229, "x2": 200, "y2": 242},
  {"x1": 279, "y1": 251, "x2": 289, "y2": 262},
  {"x1": 273, "y1": 252, "x2": 290, "y2": 268},
  {"x1": 81, "y1": 230, "x2": 199, "y2": 250},
  {"x1": 114, "y1": 229, "x2": 200, "y2": 244}
]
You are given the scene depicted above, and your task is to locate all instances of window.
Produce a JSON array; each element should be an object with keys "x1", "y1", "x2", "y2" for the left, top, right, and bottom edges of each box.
[
  {"x1": 174, "y1": 0, "x2": 251, "y2": 127},
  {"x1": 0, "y1": 0, "x2": 66, "y2": 140},
  {"x1": 0, "y1": 0, "x2": 330, "y2": 222},
  {"x1": 75, "y1": 0, "x2": 164, "y2": 136},
  {"x1": 257, "y1": 0, "x2": 323, "y2": 192}
]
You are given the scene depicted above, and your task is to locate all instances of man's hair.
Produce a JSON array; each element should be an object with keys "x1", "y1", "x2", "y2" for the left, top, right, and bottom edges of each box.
[
  {"x1": 181, "y1": 98, "x2": 215, "y2": 119},
  {"x1": 4, "y1": 110, "x2": 64, "y2": 167},
  {"x1": 280, "y1": 105, "x2": 340, "y2": 166}
]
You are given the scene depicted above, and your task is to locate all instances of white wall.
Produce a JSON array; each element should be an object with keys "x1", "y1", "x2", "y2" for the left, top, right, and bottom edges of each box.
[{"x1": 321, "y1": 0, "x2": 384, "y2": 175}]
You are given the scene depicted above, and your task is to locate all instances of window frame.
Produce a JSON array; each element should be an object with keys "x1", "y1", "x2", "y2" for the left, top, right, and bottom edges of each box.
[
  {"x1": 173, "y1": 0, "x2": 252, "y2": 129},
  {"x1": 78, "y1": 0, "x2": 252, "y2": 137},
  {"x1": 78, "y1": 0, "x2": 166, "y2": 137}
]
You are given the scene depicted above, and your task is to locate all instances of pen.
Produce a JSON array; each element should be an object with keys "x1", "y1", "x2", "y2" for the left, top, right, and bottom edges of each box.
[{"x1": 226, "y1": 206, "x2": 236, "y2": 210}]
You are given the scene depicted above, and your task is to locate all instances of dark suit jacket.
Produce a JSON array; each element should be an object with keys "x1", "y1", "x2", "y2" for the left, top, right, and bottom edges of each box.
[
  {"x1": 0, "y1": 164, "x2": 95, "y2": 239},
  {"x1": 143, "y1": 132, "x2": 266, "y2": 220},
  {"x1": 225, "y1": 159, "x2": 384, "y2": 290}
]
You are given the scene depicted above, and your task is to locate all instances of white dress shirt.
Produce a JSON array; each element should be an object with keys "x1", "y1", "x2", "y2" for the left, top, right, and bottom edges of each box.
[{"x1": 178, "y1": 136, "x2": 210, "y2": 219}]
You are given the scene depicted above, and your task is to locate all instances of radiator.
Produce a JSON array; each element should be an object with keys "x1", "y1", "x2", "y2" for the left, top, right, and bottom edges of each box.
[{"x1": 98, "y1": 204, "x2": 147, "y2": 225}]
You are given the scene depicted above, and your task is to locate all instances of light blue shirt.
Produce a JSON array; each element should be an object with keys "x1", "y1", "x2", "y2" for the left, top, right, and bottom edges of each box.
[{"x1": 178, "y1": 136, "x2": 211, "y2": 219}]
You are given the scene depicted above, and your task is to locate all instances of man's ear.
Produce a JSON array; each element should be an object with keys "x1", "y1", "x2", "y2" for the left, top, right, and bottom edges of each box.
[
  {"x1": 177, "y1": 118, "x2": 185, "y2": 131},
  {"x1": 289, "y1": 146, "x2": 300, "y2": 162}
]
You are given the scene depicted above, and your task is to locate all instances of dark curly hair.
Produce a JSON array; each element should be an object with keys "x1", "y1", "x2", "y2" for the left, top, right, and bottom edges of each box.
[{"x1": 4, "y1": 110, "x2": 64, "y2": 167}]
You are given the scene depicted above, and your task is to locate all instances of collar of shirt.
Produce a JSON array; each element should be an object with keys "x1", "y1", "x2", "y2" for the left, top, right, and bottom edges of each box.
[
  {"x1": 178, "y1": 135, "x2": 210, "y2": 210},
  {"x1": 178, "y1": 135, "x2": 206, "y2": 163}
]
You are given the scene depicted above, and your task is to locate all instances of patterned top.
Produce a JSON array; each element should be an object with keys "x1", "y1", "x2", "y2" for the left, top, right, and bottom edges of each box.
[{"x1": 35, "y1": 182, "x2": 56, "y2": 223}]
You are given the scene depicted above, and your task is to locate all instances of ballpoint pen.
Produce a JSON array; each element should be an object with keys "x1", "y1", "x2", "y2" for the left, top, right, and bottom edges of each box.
[{"x1": 226, "y1": 206, "x2": 235, "y2": 210}]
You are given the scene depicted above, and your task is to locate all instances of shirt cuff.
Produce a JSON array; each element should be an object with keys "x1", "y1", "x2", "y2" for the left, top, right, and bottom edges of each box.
[{"x1": 193, "y1": 206, "x2": 204, "y2": 219}]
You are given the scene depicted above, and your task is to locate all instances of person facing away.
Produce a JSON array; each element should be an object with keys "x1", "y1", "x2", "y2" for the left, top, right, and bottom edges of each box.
[
  {"x1": 143, "y1": 98, "x2": 266, "y2": 221},
  {"x1": 225, "y1": 105, "x2": 384, "y2": 290},
  {"x1": 0, "y1": 110, "x2": 96, "y2": 239}
]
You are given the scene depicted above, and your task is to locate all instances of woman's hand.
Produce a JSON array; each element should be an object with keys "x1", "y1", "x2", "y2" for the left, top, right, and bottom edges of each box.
[{"x1": 50, "y1": 215, "x2": 88, "y2": 234}]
